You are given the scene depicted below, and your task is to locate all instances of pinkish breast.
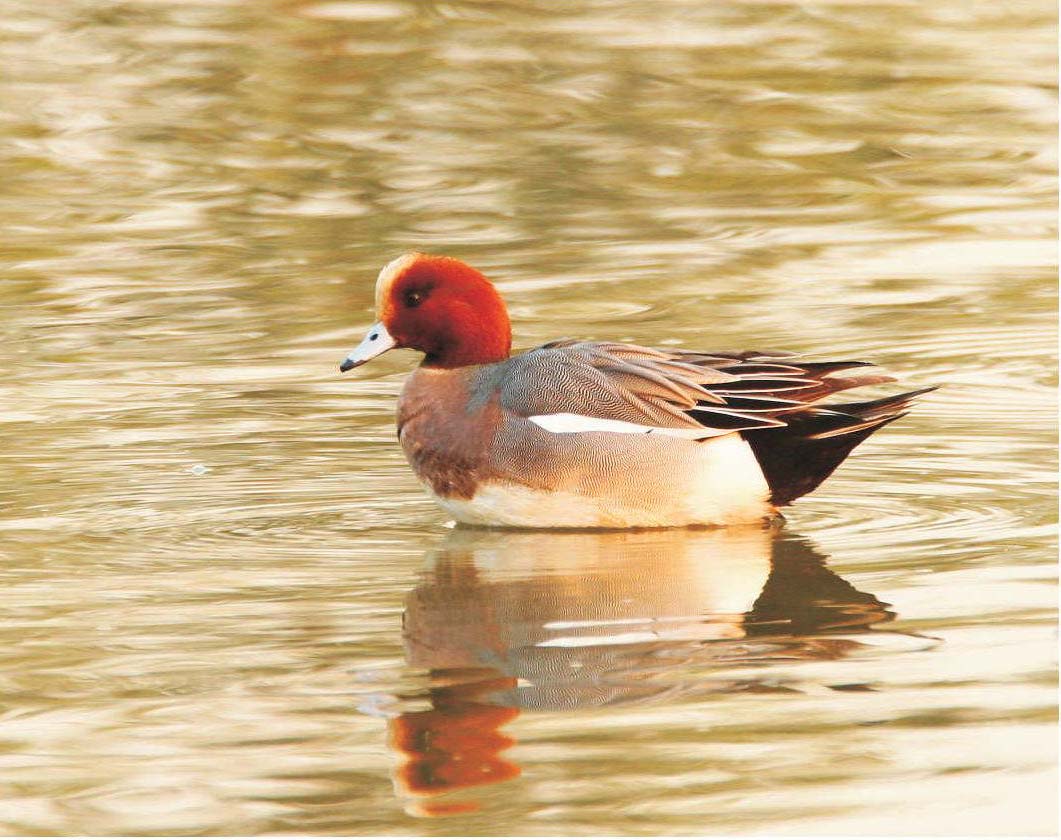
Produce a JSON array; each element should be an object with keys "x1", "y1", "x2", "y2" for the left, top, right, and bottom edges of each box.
[{"x1": 397, "y1": 366, "x2": 504, "y2": 500}]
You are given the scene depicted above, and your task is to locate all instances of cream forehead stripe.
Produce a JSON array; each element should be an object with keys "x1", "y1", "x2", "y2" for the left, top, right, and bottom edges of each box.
[{"x1": 375, "y1": 253, "x2": 419, "y2": 312}]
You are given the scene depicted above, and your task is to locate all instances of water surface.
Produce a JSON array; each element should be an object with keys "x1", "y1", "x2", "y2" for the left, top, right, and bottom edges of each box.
[{"x1": 0, "y1": 0, "x2": 1056, "y2": 834}]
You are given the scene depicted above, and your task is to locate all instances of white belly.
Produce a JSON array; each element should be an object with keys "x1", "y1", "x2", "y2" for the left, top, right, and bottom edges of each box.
[{"x1": 429, "y1": 434, "x2": 772, "y2": 529}]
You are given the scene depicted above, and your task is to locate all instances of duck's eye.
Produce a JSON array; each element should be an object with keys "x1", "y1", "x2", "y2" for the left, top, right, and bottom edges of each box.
[{"x1": 404, "y1": 290, "x2": 424, "y2": 308}]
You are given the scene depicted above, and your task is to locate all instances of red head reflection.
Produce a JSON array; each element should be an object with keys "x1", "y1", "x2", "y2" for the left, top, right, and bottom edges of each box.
[{"x1": 390, "y1": 673, "x2": 520, "y2": 815}]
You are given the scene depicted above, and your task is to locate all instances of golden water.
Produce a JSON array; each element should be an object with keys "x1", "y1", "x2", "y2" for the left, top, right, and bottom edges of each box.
[{"x1": 0, "y1": 0, "x2": 1056, "y2": 834}]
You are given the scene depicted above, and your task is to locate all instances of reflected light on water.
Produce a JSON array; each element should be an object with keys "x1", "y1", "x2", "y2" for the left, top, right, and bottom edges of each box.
[{"x1": 0, "y1": 0, "x2": 1055, "y2": 834}]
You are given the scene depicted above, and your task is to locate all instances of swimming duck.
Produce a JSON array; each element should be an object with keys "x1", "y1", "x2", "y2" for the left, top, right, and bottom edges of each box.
[{"x1": 340, "y1": 253, "x2": 932, "y2": 528}]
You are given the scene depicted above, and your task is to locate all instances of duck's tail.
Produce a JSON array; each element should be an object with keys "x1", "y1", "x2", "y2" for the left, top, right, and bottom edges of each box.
[{"x1": 741, "y1": 386, "x2": 936, "y2": 506}]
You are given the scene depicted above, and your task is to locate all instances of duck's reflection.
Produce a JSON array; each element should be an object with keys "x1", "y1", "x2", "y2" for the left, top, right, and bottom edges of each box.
[{"x1": 390, "y1": 525, "x2": 893, "y2": 815}]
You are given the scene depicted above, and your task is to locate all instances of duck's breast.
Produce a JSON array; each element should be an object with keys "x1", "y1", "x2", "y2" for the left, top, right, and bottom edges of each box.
[{"x1": 397, "y1": 365, "x2": 505, "y2": 500}]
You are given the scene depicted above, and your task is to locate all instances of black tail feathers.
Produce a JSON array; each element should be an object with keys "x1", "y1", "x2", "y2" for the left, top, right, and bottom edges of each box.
[{"x1": 742, "y1": 386, "x2": 936, "y2": 506}]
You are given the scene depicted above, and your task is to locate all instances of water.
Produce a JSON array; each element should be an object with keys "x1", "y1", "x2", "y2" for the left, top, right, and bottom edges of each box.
[{"x1": 0, "y1": 0, "x2": 1056, "y2": 834}]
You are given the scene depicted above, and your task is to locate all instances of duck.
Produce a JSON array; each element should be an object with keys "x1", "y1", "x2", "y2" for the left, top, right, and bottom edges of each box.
[{"x1": 339, "y1": 253, "x2": 933, "y2": 529}]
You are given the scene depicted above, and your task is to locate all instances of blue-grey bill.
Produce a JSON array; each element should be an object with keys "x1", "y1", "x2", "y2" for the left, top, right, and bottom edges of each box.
[{"x1": 340, "y1": 321, "x2": 395, "y2": 372}]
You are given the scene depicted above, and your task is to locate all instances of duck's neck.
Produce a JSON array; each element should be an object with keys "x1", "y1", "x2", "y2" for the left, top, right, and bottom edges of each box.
[
  {"x1": 422, "y1": 314, "x2": 511, "y2": 368},
  {"x1": 421, "y1": 290, "x2": 512, "y2": 368}
]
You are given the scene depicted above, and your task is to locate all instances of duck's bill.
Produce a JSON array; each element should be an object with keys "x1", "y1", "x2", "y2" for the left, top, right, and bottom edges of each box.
[{"x1": 339, "y1": 322, "x2": 396, "y2": 372}]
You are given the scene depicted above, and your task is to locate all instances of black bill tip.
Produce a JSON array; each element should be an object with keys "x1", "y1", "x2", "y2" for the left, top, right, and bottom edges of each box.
[{"x1": 339, "y1": 358, "x2": 355, "y2": 373}]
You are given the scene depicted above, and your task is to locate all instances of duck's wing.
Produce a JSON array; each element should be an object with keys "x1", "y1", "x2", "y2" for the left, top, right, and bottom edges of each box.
[{"x1": 498, "y1": 340, "x2": 916, "y2": 440}]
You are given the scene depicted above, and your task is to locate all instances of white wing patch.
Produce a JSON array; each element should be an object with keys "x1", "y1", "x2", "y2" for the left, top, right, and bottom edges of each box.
[{"x1": 528, "y1": 412, "x2": 726, "y2": 439}]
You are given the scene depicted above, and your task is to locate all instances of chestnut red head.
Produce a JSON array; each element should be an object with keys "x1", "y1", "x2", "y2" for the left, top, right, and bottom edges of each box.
[{"x1": 340, "y1": 254, "x2": 512, "y2": 371}]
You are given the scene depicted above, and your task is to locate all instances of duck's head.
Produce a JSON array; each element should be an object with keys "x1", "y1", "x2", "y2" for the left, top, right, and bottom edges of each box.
[{"x1": 340, "y1": 253, "x2": 512, "y2": 371}]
